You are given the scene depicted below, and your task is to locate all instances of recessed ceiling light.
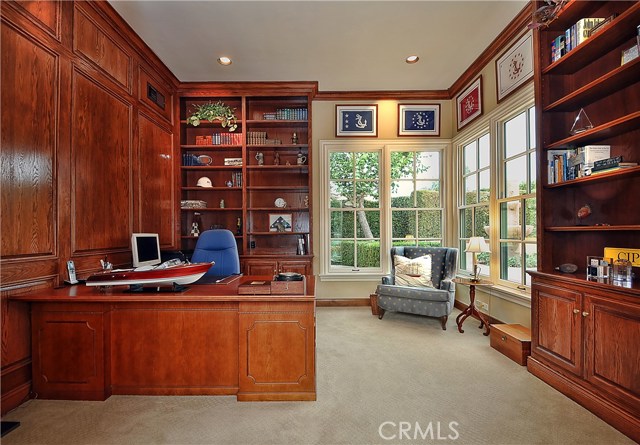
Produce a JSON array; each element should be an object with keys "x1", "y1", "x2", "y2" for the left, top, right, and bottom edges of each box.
[
  {"x1": 405, "y1": 55, "x2": 419, "y2": 64},
  {"x1": 217, "y1": 57, "x2": 232, "y2": 66}
]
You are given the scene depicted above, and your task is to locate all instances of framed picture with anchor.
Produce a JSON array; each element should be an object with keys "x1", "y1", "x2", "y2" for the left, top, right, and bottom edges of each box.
[
  {"x1": 398, "y1": 104, "x2": 440, "y2": 136},
  {"x1": 496, "y1": 30, "x2": 533, "y2": 103},
  {"x1": 336, "y1": 105, "x2": 377, "y2": 137}
]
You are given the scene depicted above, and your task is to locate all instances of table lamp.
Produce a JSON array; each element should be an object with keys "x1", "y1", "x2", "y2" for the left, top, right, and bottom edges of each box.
[{"x1": 465, "y1": 237, "x2": 491, "y2": 281}]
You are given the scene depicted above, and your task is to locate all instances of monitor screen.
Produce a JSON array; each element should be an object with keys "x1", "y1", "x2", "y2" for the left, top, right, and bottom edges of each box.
[{"x1": 131, "y1": 233, "x2": 161, "y2": 268}]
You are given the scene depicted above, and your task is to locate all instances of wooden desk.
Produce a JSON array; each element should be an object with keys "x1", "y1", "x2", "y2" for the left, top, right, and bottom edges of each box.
[
  {"x1": 10, "y1": 276, "x2": 316, "y2": 402},
  {"x1": 453, "y1": 277, "x2": 493, "y2": 336}
]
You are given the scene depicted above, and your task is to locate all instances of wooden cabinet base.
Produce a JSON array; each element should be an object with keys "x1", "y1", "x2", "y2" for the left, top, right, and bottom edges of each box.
[
  {"x1": 490, "y1": 324, "x2": 531, "y2": 366},
  {"x1": 528, "y1": 357, "x2": 640, "y2": 443}
]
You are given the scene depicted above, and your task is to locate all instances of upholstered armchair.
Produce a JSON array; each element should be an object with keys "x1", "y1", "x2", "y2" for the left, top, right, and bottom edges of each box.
[{"x1": 375, "y1": 246, "x2": 458, "y2": 330}]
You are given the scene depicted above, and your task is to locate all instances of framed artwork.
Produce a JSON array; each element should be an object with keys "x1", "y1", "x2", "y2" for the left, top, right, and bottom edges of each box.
[
  {"x1": 269, "y1": 214, "x2": 292, "y2": 232},
  {"x1": 496, "y1": 31, "x2": 534, "y2": 102},
  {"x1": 336, "y1": 105, "x2": 377, "y2": 137},
  {"x1": 398, "y1": 104, "x2": 440, "y2": 136},
  {"x1": 456, "y1": 76, "x2": 483, "y2": 130}
]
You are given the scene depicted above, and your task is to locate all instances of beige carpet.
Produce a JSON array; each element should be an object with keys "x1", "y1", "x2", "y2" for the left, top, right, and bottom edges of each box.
[{"x1": 1, "y1": 307, "x2": 633, "y2": 445}]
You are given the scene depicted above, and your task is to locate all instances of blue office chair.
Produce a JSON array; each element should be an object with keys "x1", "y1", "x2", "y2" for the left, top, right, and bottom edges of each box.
[{"x1": 191, "y1": 229, "x2": 241, "y2": 277}]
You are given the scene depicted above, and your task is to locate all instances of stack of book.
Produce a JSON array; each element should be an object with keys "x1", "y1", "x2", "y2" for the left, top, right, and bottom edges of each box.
[
  {"x1": 589, "y1": 157, "x2": 637, "y2": 176},
  {"x1": 551, "y1": 16, "x2": 614, "y2": 63},
  {"x1": 548, "y1": 145, "x2": 610, "y2": 184}
]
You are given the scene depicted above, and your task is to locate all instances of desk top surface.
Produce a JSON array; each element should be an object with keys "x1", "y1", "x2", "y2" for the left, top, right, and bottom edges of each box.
[{"x1": 9, "y1": 275, "x2": 315, "y2": 303}]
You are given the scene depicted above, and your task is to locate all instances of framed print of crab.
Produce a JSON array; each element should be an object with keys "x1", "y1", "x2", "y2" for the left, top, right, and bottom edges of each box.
[
  {"x1": 496, "y1": 31, "x2": 534, "y2": 102},
  {"x1": 456, "y1": 76, "x2": 482, "y2": 130},
  {"x1": 398, "y1": 104, "x2": 440, "y2": 136}
]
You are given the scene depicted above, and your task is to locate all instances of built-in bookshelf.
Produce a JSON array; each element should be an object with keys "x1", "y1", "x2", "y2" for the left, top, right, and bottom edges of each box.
[
  {"x1": 178, "y1": 83, "x2": 316, "y2": 274},
  {"x1": 528, "y1": 1, "x2": 640, "y2": 442}
]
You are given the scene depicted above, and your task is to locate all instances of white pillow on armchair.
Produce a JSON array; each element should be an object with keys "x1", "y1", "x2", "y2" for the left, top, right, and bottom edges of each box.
[{"x1": 394, "y1": 254, "x2": 433, "y2": 288}]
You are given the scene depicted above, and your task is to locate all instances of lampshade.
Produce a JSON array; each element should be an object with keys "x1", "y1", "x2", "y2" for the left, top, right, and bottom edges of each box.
[{"x1": 465, "y1": 237, "x2": 491, "y2": 253}]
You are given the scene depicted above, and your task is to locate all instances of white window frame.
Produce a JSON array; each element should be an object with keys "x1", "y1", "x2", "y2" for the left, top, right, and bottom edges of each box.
[{"x1": 319, "y1": 140, "x2": 449, "y2": 280}]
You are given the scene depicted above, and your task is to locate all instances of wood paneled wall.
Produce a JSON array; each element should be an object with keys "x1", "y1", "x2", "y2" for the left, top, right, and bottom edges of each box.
[{"x1": 0, "y1": 0, "x2": 178, "y2": 415}]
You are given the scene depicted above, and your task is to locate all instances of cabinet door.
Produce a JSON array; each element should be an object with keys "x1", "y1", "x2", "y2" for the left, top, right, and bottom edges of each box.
[
  {"x1": 244, "y1": 259, "x2": 277, "y2": 276},
  {"x1": 531, "y1": 281, "x2": 583, "y2": 376},
  {"x1": 238, "y1": 301, "x2": 316, "y2": 400},
  {"x1": 583, "y1": 293, "x2": 640, "y2": 414},
  {"x1": 279, "y1": 260, "x2": 310, "y2": 275}
]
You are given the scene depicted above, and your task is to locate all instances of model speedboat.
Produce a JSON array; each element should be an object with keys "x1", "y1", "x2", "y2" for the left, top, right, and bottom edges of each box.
[{"x1": 86, "y1": 262, "x2": 214, "y2": 289}]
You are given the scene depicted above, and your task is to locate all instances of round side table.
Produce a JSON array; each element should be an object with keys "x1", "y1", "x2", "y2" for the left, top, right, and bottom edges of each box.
[{"x1": 453, "y1": 277, "x2": 493, "y2": 336}]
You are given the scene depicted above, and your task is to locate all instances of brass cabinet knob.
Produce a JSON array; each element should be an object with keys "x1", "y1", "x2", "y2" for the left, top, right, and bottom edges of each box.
[
  {"x1": 582, "y1": 311, "x2": 590, "y2": 317},
  {"x1": 501, "y1": 336, "x2": 507, "y2": 341},
  {"x1": 573, "y1": 309, "x2": 580, "y2": 314}
]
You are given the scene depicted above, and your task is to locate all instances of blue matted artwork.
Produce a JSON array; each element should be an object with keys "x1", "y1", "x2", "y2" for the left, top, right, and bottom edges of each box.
[
  {"x1": 398, "y1": 104, "x2": 440, "y2": 136},
  {"x1": 336, "y1": 105, "x2": 377, "y2": 137}
]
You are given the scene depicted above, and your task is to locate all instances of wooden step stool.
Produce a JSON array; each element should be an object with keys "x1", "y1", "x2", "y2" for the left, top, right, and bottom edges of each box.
[{"x1": 490, "y1": 324, "x2": 531, "y2": 365}]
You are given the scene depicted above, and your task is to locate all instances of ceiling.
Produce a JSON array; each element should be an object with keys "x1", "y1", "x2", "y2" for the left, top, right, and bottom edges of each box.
[{"x1": 109, "y1": 0, "x2": 528, "y2": 92}]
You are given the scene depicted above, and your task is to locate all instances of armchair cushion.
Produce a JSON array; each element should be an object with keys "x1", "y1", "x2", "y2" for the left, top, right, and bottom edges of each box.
[{"x1": 393, "y1": 254, "x2": 433, "y2": 288}]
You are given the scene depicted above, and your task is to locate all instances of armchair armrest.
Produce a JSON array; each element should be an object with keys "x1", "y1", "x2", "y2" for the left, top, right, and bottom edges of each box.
[
  {"x1": 439, "y1": 278, "x2": 454, "y2": 292},
  {"x1": 381, "y1": 275, "x2": 395, "y2": 285}
]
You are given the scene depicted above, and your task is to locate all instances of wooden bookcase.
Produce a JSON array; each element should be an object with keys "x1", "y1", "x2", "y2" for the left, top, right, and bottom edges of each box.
[
  {"x1": 529, "y1": 1, "x2": 640, "y2": 441},
  {"x1": 177, "y1": 83, "x2": 316, "y2": 274}
]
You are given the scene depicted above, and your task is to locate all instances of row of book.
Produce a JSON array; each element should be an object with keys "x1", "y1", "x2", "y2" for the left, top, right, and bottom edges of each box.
[
  {"x1": 230, "y1": 172, "x2": 243, "y2": 187},
  {"x1": 547, "y1": 145, "x2": 637, "y2": 184},
  {"x1": 262, "y1": 108, "x2": 308, "y2": 120},
  {"x1": 194, "y1": 133, "x2": 244, "y2": 146},
  {"x1": 551, "y1": 16, "x2": 615, "y2": 63},
  {"x1": 247, "y1": 131, "x2": 282, "y2": 145}
]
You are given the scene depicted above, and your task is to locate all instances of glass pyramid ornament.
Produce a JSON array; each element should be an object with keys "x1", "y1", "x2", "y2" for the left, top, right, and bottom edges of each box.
[{"x1": 570, "y1": 108, "x2": 593, "y2": 135}]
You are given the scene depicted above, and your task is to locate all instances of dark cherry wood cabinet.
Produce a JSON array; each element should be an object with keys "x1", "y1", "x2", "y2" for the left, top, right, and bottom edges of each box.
[
  {"x1": 177, "y1": 83, "x2": 317, "y2": 274},
  {"x1": 530, "y1": 2, "x2": 640, "y2": 441}
]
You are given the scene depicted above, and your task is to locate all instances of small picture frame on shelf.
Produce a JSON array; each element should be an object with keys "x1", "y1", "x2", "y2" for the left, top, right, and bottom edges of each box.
[
  {"x1": 621, "y1": 43, "x2": 639, "y2": 65},
  {"x1": 336, "y1": 105, "x2": 377, "y2": 137},
  {"x1": 269, "y1": 214, "x2": 292, "y2": 232},
  {"x1": 495, "y1": 31, "x2": 533, "y2": 102},
  {"x1": 398, "y1": 104, "x2": 440, "y2": 136},
  {"x1": 456, "y1": 76, "x2": 483, "y2": 130}
]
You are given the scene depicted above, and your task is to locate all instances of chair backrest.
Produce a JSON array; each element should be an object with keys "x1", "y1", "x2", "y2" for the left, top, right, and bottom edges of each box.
[
  {"x1": 390, "y1": 246, "x2": 458, "y2": 288},
  {"x1": 191, "y1": 229, "x2": 240, "y2": 276}
]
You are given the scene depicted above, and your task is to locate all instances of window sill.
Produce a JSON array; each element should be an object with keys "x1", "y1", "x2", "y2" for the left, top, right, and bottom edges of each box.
[{"x1": 319, "y1": 273, "x2": 384, "y2": 282}]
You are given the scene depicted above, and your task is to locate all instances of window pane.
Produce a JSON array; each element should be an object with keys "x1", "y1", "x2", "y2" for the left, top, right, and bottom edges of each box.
[
  {"x1": 329, "y1": 152, "x2": 354, "y2": 179},
  {"x1": 331, "y1": 210, "x2": 354, "y2": 238},
  {"x1": 357, "y1": 240, "x2": 380, "y2": 268},
  {"x1": 479, "y1": 170, "x2": 490, "y2": 203},
  {"x1": 355, "y1": 152, "x2": 379, "y2": 179},
  {"x1": 525, "y1": 198, "x2": 536, "y2": 239},
  {"x1": 465, "y1": 175, "x2": 477, "y2": 204},
  {"x1": 331, "y1": 240, "x2": 354, "y2": 267},
  {"x1": 500, "y1": 242, "x2": 522, "y2": 283},
  {"x1": 330, "y1": 181, "x2": 353, "y2": 205},
  {"x1": 500, "y1": 201, "x2": 522, "y2": 240},
  {"x1": 391, "y1": 152, "x2": 414, "y2": 180},
  {"x1": 505, "y1": 111, "x2": 527, "y2": 158},
  {"x1": 417, "y1": 210, "x2": 441, "y2": 238},
  {"x1": 505, "y1": 155, "x2": 527, "y2": 197},
  {"x1": 525, "y1": 243, "x2": 537, "y2": 286},
  {"x1": 461, "y1": 208, "x2": 472, "y2": 238},
  {"x1": 392, "y1": 210, "x2": 414, "y2": 238},
  {"x1": 461, "y1": 239, "x2": 471, "y2": 272},
  {"x1": 475, "y1": 205, "x2": 489, "y2": 238},
  {"x1": 393, "y1": 239, "x2": 417, "y2": 247},
  {"x1": 529, "y1": 152, "x2": 537, "y2": 193},
  {"x1": 479, "y1": 133, "x2": 490, "y2": 169},
  {"x1": 355, "y1": 181, "x2": 379, "y2": 207},
  {"x1": 417, "y1": 152, "x2": 440, "y2": 179},
  {"x1": 478, "y1": 250, "x2": 491, "y2": 277},
  {"x1": 391, "y1": 181, "x2": 412, "y2": 208},
  {"x1": 356, "y1": 211, "x2": 380, "y2": 238},
  {"x1": 416, "y1": 181, "x2": 440, "y2": 207},
  {"x1": 463, "y1": 141, "x2": 477, "y2": 174},
  {"x1": 529, "y1": 107, "x2": 536, "y2": 150},
  {"x1": 418, "y1": 240, "x2": 441, "y2": 247}
]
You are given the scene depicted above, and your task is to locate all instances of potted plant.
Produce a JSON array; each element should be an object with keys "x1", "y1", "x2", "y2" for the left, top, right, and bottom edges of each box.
[{"x1": 187, "y1": 101, "x2": 238, "y2": 131}]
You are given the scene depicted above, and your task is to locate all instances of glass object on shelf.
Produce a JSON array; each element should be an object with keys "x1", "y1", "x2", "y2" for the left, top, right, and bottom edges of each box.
[
  {"x1": 570, "y1": 108, "x2": 593, "y2": 135},
  {"x1": 219, "y1": 199, "x2": 225, "y2": 208},
  {"x1": 255, "y1": 152, "x2": 264, "y2": 165},
  {"x1": 587, "y1": 256, "x2": 612, "y2": 279},
  {"x1": 292, "y1": 132, "x2": 299, "y2": 145},
  {"x1": 297, "y1": 151, "x2": 307, "y2": 165},
  {"x1": 613, "y1": 258, "x2": 632, "y2": 282}
]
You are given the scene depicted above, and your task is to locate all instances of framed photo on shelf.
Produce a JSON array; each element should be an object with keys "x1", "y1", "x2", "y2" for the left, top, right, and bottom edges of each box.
[
  {"x1": 398, "y1": 104, "x2": 440, "y2": 136},
  {"x1": 336, "y1": 105, "x2": 377, "y2": 137},
  {"x1": 269, "y1": 214, "x2": 292, "y2": 232},
  {"x1": 496, "y1": 31, "x2": 534, "y2": 102},
  {"x1": 456, "y1": 76, "x2": 482, "y2": 130}
]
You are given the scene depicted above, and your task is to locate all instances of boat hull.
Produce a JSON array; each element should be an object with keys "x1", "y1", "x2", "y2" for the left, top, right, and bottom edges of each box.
[{"x1": 86, "y1": 263, "x2": 213, "y2": 287}]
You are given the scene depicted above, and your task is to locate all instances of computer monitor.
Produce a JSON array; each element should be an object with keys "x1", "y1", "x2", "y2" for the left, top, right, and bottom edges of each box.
[{"x1": 131, "y1": 233, "x2": 161, "y2": 268}]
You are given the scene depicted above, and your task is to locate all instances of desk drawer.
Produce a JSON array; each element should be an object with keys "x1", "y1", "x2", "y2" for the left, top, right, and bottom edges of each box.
[{"x1": 490, "y1": 324, "x2": 531, "y2": 366}]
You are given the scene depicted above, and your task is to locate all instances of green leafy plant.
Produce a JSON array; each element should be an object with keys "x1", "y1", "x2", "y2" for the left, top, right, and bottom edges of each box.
[{"x1": 187, "y1": 101, "x2": 238, "y2": 131}]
